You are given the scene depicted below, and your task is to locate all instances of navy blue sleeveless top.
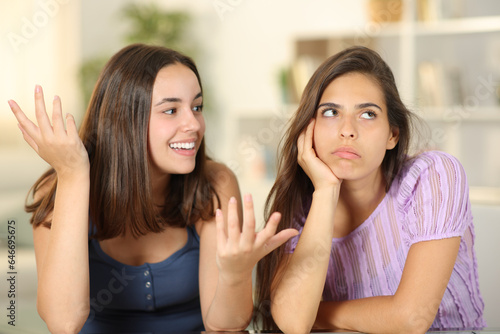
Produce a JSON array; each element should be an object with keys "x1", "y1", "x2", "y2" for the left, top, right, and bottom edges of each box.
[{"x1": 80, "y1": 226, "x2": 204, "y2": 333}]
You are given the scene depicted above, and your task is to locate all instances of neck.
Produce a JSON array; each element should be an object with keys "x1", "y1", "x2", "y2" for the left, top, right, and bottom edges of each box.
[{"x1": 335, "y1": 169, "x2": 387, "y2": 234}]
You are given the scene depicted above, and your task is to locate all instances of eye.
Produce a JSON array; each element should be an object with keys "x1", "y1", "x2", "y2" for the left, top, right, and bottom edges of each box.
[
  {"x1": 163, "y1": 109, "x2": 176, "y2": 115},
  {"x1": 361, "y1": 111, "x2": 376, "y2": 119},
  {"x1": 322, "y1": 108, "x2": 338, "y2": 117},
  {"x1": 193, "y1": 104, "x2": 203, "y2": 113}
]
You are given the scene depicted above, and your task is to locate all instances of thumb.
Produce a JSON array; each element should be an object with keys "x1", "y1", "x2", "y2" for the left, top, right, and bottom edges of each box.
[{"x1": 261, "y1": 228, "x2": 299, "y2": 256}]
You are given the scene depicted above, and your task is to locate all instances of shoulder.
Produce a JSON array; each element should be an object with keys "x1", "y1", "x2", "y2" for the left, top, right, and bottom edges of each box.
[
  {"x1": 205, "y1": 160, "x2": 240, "y2": 199},
  {"x1": 395, "y1": 151, "x2": 471, "y2": 241},
  {"x1": 196, "y1": 160, "x2": 242, "y2": 234},
  {"x1": 397, "y1": 150, "x2": 467, "y2": 196},
  {"x1": 403, "y1": 150, "x2": 464, "y2": 176}
]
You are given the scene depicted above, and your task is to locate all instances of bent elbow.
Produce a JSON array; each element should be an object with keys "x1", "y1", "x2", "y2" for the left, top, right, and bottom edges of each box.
[
  {"x1": 398, "y1": 306, "x2": 435, "y2": 334},
  {"x1": 38, "y1": 301, "x2": 89, "y2": 334},
  {"x1": 45, "y1": 321, "x2": 86, "y2": 334},
  {"x1": 401, "y1": 318, "x2": 433, "y2": 334},
  {"x1": 273, "y1": 311, "x2": 314, "y2": 334},
  {"x1": 277, "y1": 321, "x2": 314, "y2": 334},
  {"x1": 204, "y1": 317, "x2": 251, "y2": 332}
]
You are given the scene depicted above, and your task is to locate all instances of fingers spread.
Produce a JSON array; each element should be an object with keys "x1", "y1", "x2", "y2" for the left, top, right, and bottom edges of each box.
[
  {"x1": 254, "y1": 211, "x2": 282, "y2": 250},
  {"x1": 227, "y1": 197, "x2": 240, "y2": 244},
  {"x1": 241, "y1": 194, "x2": 256, "y2": 246},
  {"x1": 51, "y1": 95, "x2": 65, "y2": 135},
  {"x1": 263, "y1": 228, "x2": 300, "y2": 255},
  {"x1": 65, "y1": 113, "x2": 78, "y2": 137},
  {"x1": 8, "y1": 100, "x2": 41, "y2": 141},
  {"x1": 215, "y1": 209, "x2": 227, "y2": 250},
  {"x1": 17, "y1": 123, "x2": 39, "y2": 152},
  {"x1": 33, "y1": 85, "x2": 53, "y2": 135}
]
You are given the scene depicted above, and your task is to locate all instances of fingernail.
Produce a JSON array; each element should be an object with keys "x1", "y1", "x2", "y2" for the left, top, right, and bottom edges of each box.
[
  {"x1": 7, "y1": 100, "x2": 13, "y2": 108},
  {"x1": 54, "y1": 95, "x2": 59, "y2": 101},
  {"x1": 216, "y1": 209, "x2": 221, "y2": 217},
  {"x1": 244, "y1": 194, "x2": 252, "y2": 202},
  {"x1": 229, "y1": 197, "x2": 236, "y2": 204},
  {"x1": 35, "y1": 85, "x2": 41, "y2": 93}
]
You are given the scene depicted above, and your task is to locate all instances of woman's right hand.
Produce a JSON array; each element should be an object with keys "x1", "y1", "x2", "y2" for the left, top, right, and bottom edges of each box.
[
  {"x1": 9, "y1": 85, "x2": 89, "y2": 176},
  {"x1": 297, "y1": 119, "x2": 341, "y2": 191}
]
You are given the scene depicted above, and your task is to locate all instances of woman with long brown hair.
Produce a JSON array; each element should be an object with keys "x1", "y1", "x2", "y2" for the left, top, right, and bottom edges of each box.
[
  {"x1": 9, "y1": 44, "x2": 297, "y2": 333},
  {"x1": 255, "y1": 46, "x2": 485, "y2": 333}
]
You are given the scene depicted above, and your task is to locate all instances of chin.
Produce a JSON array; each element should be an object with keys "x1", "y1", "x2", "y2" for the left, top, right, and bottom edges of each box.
[
  {"x1": 328, "y1": 163, "x2": 360, "y2": 181},
  {"x1": 173, "y1": 163, "x2": 197, "y2": 175}
]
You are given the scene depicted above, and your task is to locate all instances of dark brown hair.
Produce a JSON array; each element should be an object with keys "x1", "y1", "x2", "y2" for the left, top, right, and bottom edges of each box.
[
  {"x1": 254, "y1": 46, "x2": 414, "y2": 329},
  {"x1": 26, "y1": 44, "x2": 219, "y2": 240}
]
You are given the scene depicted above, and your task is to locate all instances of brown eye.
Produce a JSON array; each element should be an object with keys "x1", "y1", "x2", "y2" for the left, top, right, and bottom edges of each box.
[
  {"x1": 361, "y1": 111, "x2": 376, "y2": 119},
  {"x1": 322, "y1": 109, "x2": 338, "y2": 117}
]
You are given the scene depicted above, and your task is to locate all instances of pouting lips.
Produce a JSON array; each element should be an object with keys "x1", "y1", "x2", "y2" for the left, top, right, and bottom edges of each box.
[{"x1": 169, "y1": 142, "x2": 195, "y2": 150}]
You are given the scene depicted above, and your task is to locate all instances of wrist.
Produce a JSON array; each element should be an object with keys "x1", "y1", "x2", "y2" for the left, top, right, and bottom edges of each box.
[
  {"x1": 56, "y1": 167, "x2": 90, "y2": 184},
  {"x1": 312, "y1": 184, "x2": 340, "y2": 199},
  {"x1": 218, "y1": 271, "x2": 253, "y2": 288}
]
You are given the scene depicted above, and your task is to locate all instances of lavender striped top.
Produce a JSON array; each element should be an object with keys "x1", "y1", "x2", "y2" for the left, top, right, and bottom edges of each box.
[{"x1": 288, "y1": 151, "x2": 485, "y2": 329}]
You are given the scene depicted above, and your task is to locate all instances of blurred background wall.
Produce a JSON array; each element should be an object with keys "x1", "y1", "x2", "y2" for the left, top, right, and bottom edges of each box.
[{"x1": 0, "y1": 0, "x2": 499, "y2": 332}]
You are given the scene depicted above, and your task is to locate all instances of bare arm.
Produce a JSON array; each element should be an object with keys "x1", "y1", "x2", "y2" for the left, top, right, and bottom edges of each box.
[
  {"x1": 198, "y1": 163, "x2": 298, "y2": 331},
  {"x1": 33, "y1": 173, "x2": 90, "y2": 334},
  {"x1": 314, "y1": 237, "x2": 460, "y2": 334},
  {"x1": 271, "y1": 120, "x2": 342, "y2": 334},
  {"x1": 10, "y1": 86, "x2": 90, "y2": 334}
]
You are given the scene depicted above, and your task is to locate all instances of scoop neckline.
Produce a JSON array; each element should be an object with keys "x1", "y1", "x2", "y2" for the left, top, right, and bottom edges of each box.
[{"x1": 90, "y1": 226, "x2": 197, "y2": 270}]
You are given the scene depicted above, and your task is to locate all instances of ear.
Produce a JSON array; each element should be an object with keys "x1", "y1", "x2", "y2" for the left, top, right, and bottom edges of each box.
[{"x1": 386, "y1": 126, "x2": 399, "y2": 150}]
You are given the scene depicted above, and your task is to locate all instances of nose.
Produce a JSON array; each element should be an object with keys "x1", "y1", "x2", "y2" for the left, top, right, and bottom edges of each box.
[
  {"x1": 339, "y1": 116, "x2": 357, "y2": 139},
  {"x1": 180, "y1": 108, "x2": 201, "y2": 132}
]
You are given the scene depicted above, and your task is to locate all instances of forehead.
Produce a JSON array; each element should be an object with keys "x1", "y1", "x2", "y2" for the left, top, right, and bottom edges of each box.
[
  {"x1": 320, "y1": 72, "x2": 385, "y2": 105},
  {"x1": 152, "y1": 64, "x2": 200, "y2": 96}
]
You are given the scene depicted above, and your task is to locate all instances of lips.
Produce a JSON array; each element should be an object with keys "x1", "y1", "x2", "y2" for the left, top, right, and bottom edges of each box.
[{"x1": 332, "y1": 147, "x2": 361, "y2": 159}]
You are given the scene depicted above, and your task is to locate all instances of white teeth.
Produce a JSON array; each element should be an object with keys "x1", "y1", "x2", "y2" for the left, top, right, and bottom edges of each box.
[{"x1": 169, "y1": 142, "x2": 195, "y2": 150}]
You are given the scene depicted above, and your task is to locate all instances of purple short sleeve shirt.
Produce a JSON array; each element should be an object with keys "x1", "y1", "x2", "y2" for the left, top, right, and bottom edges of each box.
[{"x1": 287, "y1": 151, "x2": 485, "y2": 329}]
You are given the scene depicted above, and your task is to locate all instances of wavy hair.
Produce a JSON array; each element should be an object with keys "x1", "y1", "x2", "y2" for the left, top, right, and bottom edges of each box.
[
  {"x1": 254, "y1": 46, "x2": 415, "y2": 329},
  {"x1": 26, "y1": 44, "x2": 219, "y2": 240}
]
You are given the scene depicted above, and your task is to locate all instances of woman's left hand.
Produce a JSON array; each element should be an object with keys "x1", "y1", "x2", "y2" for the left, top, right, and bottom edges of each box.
[{"x1": 215, "y1": 194, "x2": 298, "y2": 285}]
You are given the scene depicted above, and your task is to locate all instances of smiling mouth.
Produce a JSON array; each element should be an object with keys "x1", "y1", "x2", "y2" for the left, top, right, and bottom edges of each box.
[{"x1": 169, "y1": 142, "x2": 195, "y2": 150}]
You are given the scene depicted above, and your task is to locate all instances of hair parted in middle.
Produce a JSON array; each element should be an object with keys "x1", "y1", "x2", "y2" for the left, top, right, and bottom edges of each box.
[
  {"x1": 26, "y1": 44, "x2": 220, "y2": 240},
  {"x1": 254, "y1": 45, "x2": 415, "y2": 330}
]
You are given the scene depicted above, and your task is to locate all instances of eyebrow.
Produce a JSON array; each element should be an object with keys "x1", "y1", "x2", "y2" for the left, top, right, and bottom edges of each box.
[
  {"x1": 154, "y1": 92, "x2": 203, "y2": 107},
  {"x1": 317, "y1": 102, "x2": 383, "y2": 111}
]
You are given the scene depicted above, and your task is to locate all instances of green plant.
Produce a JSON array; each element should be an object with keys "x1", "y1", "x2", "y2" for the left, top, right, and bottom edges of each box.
[
  {"x1": 79, "y1": 3, "x2": 193, "y2": 107},
  {"x1": 121, "y1": 3, "x2": 191, "y2": 52}
]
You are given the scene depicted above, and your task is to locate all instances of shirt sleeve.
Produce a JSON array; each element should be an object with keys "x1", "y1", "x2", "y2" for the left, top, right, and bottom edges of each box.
[
  {"x1": 399, "y1": 151, "x2": 472, "y2": 246},
  {"x1": 285, "y1": 215, "x2": 305, "y2": 253}
]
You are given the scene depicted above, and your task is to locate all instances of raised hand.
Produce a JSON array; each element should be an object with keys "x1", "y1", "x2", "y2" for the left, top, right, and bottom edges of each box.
[
  {"x1": 297, "y1": 119, "x2": 341, "y2": 190},
  {"x1": 215, "y1": 194, "x2": 298, "y2": 284},
  {"x1": 9, "y1": 85, "x2": 89, "y2": 176}
]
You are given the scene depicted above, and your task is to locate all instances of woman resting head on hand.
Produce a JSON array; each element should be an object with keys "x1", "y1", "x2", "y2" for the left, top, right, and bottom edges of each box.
[
  {"x1": 9, "y1": 44, "x2": 297, "y2": 334},
  {"x1": 255, "y1": 46, "x2": 485, "y2": 334}
]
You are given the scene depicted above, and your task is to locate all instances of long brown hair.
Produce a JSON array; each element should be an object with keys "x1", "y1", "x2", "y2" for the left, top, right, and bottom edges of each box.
[
  {"x1": 254, "y1": 46, "x2": 414, "y2": 329},
  {"x1": 26, "y1": 44, "x2": 219, "y2": 240}
]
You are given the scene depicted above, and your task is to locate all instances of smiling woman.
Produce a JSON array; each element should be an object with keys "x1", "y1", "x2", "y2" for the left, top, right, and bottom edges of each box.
[
  {"x1": 255, "y1": 46, "x2": 486, "y2": 334},
  {"x1": 8, "y1": 43, "x2": 297, "y2": 334}
]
